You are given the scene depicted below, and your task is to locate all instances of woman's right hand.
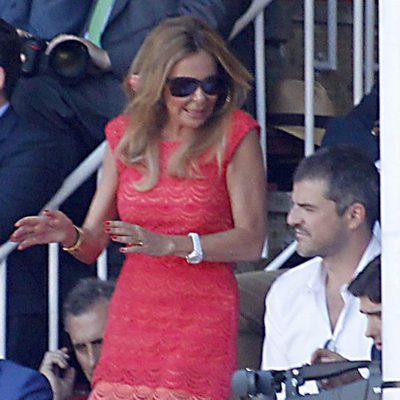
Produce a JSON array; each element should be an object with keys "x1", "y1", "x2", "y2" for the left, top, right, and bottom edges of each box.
[{"x1": 10, "y1": 210, "x2": 77, "y2": 251}]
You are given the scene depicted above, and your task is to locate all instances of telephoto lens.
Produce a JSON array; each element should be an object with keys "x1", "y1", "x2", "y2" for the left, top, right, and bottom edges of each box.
[{"x1": 48, "y1": 39, "x2": 89, "y2": 82}]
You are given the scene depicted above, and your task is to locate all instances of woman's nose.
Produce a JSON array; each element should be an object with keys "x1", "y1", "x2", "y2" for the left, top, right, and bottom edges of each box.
[{"x1": 191, "y1": 86, "x2": 206, "y2": 101}]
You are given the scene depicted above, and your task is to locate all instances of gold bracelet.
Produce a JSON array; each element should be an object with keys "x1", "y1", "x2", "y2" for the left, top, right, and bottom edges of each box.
[{"x1": 62, "y1": 225, "x2": 84, "y2": 252}]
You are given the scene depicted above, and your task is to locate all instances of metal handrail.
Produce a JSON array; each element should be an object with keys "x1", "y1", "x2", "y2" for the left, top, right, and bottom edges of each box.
[
  {"x1": 0, "y1": 141, "x2": 106, "y2": 261},
  {"x1": 0, "y1": 141, "x2": 106, "y2": 356}
]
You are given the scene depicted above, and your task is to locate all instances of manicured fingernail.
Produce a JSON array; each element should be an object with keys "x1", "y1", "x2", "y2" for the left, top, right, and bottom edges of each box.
[
  {"x1": 104, "y1": 221, "x2": 111, "y2": 226},
  {"x1": 104, "y1": 228, "x2": 111, "y2": 233},
  {"x1": 119, "y1": 248, "x2": 126, "y2": 253},
  {"x1": 111, "y1": 235, "x2": 118, "y2": 240}
]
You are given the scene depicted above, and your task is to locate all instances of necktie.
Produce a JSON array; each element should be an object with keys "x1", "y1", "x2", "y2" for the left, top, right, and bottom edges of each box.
[{"x1": 87, "y1": 0, "x2": 115, "y2": 47}]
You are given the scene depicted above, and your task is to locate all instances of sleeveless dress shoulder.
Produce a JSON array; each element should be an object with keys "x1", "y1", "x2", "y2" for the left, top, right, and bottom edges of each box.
[{"x1": 90, "y1": 109, "x2": 260, "y2": 400}]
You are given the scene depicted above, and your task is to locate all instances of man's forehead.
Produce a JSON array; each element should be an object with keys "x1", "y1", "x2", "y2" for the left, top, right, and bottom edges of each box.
[
  {"x1": 65, "y1": 300, "x2": 109, "y2": 343},
  {"x1": 292, "y1": 179, "x2": 331, "y2": 200}
]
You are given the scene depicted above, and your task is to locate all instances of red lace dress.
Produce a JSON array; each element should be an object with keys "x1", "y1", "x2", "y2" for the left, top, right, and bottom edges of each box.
[{"x1": 90, "y1": 109, "x2": 260, "y2": 400}]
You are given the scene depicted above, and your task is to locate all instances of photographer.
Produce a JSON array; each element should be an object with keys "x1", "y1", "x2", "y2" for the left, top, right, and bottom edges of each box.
[
  {"x1": 0, "y1": 18, "x2": 91, "y2": 369},
  {"x1": 10, "y1": 0, "x2": 236, "y2": 155}
]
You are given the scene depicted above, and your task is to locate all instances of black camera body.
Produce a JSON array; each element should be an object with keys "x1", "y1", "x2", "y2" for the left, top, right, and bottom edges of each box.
[
  {"x1": 232, "y1": 360, "x2": 382, "y2": 400},
  {"x1": 21, "y1": 36, "x2": 90, "y2": 83},
  {"x1": 20, "y1": 37, "x2": 47, "y2": 77}
]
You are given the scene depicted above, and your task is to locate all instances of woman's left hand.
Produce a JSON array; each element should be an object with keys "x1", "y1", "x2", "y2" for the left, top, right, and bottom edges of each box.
[{"x1": 105, "y1": 220, "x2": 173, "y2": 256}]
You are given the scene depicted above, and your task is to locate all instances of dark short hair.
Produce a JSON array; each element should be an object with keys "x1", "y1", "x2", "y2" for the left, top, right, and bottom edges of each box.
[
  {"x1": 0, "y1": 19, "x2": 21, "y2": 99},
  {"x1": 348, "y1": 255, "x2": 381, "y2": 304},
  {"x1": 293, "y1": 144, "x2": 380, "y2": 229},
  {"x1": 63, "y1": 278, "x2": 115, "y2": 326}
]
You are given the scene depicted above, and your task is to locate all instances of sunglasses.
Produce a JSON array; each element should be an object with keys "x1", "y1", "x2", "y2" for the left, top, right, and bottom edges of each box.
[{"x1": 167, "y1": 75, "x2": 225, "y2": 97}]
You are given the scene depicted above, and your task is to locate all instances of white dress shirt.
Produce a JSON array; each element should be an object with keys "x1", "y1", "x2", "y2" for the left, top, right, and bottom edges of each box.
[{"x1": 261, "y1": 234, "x2": 380, "y2": 395}]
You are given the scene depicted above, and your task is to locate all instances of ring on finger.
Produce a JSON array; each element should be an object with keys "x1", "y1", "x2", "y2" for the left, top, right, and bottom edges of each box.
[{"x1": 127, "y1": 241, "x2": 144, "y2": 247}]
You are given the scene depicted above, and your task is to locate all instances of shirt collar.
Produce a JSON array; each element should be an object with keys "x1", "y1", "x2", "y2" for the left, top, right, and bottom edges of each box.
[
  {"x1": 352, "y1": 233, "x2": 381, "y2": 277},
  {"x1": 306, "y1": 234, "x2": 381, "y2": 293}
]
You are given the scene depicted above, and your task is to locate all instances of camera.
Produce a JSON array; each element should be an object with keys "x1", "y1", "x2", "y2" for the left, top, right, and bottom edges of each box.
[
  {"x1": 231, "y1": 360, "x2": 382, "y2": 399},
  {"x1": 21, "y1": 36, "x2": 90, "y2": 83}
]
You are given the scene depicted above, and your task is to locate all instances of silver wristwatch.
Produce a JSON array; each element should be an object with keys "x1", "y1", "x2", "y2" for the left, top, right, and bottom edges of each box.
[{"x1": 186, "y1": 232, "x2": 203, "y2": 264}]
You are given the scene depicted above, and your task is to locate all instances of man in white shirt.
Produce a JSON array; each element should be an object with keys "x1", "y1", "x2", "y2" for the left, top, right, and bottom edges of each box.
[{"x1": 261, "y1": 144, "x2": 380, "y2": 395}]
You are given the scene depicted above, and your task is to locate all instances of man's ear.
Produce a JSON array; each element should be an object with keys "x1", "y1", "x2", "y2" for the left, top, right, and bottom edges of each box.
[{"x1": 346, "y1": 202, "x2": 367, "y2": 230}]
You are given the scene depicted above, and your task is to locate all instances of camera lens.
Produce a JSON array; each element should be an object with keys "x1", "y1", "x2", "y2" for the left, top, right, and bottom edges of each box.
[{"x1": 48, "y1": 40, "x2": 89, "y2": 80}]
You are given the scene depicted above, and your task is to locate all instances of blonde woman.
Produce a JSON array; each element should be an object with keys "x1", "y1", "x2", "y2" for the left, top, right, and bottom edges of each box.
[{"x1": 12, "y1": 16, "x2": 267, "y2": 400}]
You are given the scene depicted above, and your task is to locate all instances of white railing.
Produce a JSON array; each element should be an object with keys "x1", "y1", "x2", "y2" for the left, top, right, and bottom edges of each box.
[
  {"x1": 314, "y1": 0, "x2": 337, "y2": 71},
  {"x1": 0, "y1": 141, "x2": 107, "y2": 357}
]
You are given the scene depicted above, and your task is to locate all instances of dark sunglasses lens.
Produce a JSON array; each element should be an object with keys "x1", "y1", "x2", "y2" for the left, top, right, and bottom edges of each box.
[
  {"x1": 202, "y1": 76, "x2": 223, "y2": 95},
  {"x1": 168, "y1": 78, "x2": 198, "y2": 97},
  {"x1": 168, "y1": 76, "x2": 224, "y2": 97}
]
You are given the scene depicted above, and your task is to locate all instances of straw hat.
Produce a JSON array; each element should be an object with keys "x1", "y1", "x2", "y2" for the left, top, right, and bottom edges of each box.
[{"x1": 267, "y1": 79, "x2": 335, "y2": 145}]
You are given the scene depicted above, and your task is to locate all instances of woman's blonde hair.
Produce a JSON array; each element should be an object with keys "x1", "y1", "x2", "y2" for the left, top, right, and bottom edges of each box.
[{"x1": 118, "y1": 16, "x2": 252, "y2": 191}]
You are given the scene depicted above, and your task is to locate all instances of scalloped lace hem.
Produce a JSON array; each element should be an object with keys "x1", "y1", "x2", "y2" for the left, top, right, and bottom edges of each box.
[{"x1": 89, "y1": 381, "x2": 214, "y2": 400}]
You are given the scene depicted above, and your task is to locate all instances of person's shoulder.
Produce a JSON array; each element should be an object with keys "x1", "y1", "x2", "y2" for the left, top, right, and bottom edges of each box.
[
  {"x1": 223, "y1": 109, "x2": 260, "y2": 163},
  {"x1": 231, "y1": 109, "x2": 260, "y2": 132},
  {"x1": 0, "y1": 359, "x2": 40, "y2": 377},
  {"x1": 106, "y1": 114, "x2": 130, "y2": 132},
  {"x1": 105, "y1": 114, "x2": 130, "y2": 147},
  {"x1": 0, "y1": 359, "x2": 52, "y2": 396}
]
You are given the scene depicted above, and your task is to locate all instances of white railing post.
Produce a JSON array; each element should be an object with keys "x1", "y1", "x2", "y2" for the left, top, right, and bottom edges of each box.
[
  {"x1": 255, "y1": 12, "x2": 267, "y2": 166},
  {"x1": 48, "y1": 243, "x2": 59, "y2": 351},
  {"x1": 314, "y1": 0, "x2": 337, "y2": 71},
  {"x1": 97, "y1": 250, "x2": 108, "y2": 281},
  {"x1": 304, "y1": 0, "x2": 315, "y2": 156},
  {"x1": 353, "y1": 0, "x2": 364, "y2": 105},
  {"x1": 365, "y1": 0, "x2": 376, "y2": 93}
]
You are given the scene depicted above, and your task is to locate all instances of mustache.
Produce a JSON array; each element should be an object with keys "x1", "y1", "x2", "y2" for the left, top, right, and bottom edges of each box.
[{"x1": 291, "y1": 224, "x2": 310, "y2": 236}]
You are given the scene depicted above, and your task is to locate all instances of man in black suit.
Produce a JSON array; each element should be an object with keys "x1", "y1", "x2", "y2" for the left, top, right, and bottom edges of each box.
[
  {"x1": 0, "y1": 19, "x2": 89, "y2": 369},
  {"x1": 10, "y1": 0, "x2": 236, "y2": 154}
]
